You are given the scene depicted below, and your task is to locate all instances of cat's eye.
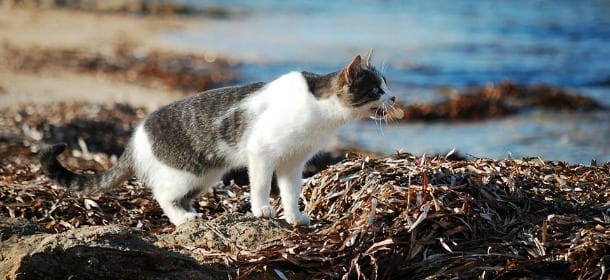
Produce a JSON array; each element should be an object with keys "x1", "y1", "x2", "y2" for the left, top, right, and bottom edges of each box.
[{"x1": 371, "y1": 88, "x2": 380, "y2": 95}]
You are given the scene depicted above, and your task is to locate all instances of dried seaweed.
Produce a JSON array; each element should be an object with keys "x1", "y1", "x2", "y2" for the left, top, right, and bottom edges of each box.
[
  {"x1": 233, "y1": 154, "x2": 608, "y2": 279},
  {"x1": 2, "y1": 103, "x2": 609, "y2": 279},
  {"x1": 2, "y1": 43, "x2": 235, "y2": 93},
  {"x1": 164, "y1": 152, "x2": 609, "y2": 279},
  {"x1": 395, "y1": 81, "x2": 607, "y2": 122},
  {"x1": 6, "y1": 0, "x2": 234, "y2": 18}
]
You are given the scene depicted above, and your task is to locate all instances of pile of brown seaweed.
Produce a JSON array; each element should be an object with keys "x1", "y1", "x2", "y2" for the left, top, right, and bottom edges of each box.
[
  {"x1": 2, "y1": 44, "x2": 235, "y2": 93},
  {"x1": 202, "y1": 153, "x2": 607, "y2": 279},
  {"x1": 2, "y1": 102, "x2": 609, "y2": 279},
  {"x1": 0, "y1": 160, "x2": 252, "y2": 234},
  {"x1": 396, "y1": 81, "x2": 607, "y2": 122},
  {"x1": 0, "y1": 102, "x2": 144, "y2": 157},
  {"x1": 7, "y1": 0, "x2": 235, "y2": 18},
  {"x1": 1, "y1": 102, "x2": 164, "y2": 233}
]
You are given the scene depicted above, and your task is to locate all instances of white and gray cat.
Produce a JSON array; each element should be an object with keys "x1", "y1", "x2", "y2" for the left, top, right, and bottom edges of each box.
[{"x1": 40, "y1": 52, "x2": 395, "y2": 226}]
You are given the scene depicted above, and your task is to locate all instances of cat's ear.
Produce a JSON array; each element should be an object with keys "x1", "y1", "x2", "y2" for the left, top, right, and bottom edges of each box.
[
  {"x1": 364, "y1": 48, "x2": 374, "y2": 68},
  {"x1": 342, "y1": 55, "x2": 362, "y2": 85}
]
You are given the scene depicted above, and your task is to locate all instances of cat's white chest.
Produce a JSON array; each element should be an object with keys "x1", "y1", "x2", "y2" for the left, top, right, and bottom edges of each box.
[{"x1": 240, "y1": 72, "x2": 350, "y2": 157}]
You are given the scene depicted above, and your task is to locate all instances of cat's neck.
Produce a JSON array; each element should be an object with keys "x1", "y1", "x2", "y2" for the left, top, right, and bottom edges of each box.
[
  {"x1": 301, "y1": 71, "x2": 341, "y2": 98},
  {"x1": 300, "y1": 71, "x2": 359, "y2": 123}
]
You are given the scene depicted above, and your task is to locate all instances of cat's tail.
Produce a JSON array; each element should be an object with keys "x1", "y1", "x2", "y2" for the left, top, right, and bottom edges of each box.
[{"x1": 39, "y1": 143, "x2": 135, "y2": 193}]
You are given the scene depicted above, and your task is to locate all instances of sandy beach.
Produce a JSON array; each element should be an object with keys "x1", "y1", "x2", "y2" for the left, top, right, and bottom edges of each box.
[{"x1": 0, "y1": 6, "x2": 209, "y2": 110}]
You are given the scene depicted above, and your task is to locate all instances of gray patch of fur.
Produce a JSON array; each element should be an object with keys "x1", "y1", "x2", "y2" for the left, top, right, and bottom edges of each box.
[
  {"x1": 220, "y1": 109, "x2": 247, "y2": 147},
  {"x1": 301, "y1": 71, "x2": 340, "y2": 99},
  {"x1": 144, "y1": 82, "x2": 265, "y2": 174}
]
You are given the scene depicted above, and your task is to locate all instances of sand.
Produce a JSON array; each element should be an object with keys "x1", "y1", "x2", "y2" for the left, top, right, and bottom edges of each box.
[{"x1": 0, "y1": 7, "x2": 204, "y2": 110}]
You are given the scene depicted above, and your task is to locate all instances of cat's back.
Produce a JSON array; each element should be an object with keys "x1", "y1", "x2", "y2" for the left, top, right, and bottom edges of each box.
[
  {"x1": 145, "y1": 82, "x2": 265, "y2": 124},
  {"x1": 191, "y1": 82, "x2": 267, "y2": 107},
  {"x1": 142, "y1": 82, "x2": 266, "y2": 150}
]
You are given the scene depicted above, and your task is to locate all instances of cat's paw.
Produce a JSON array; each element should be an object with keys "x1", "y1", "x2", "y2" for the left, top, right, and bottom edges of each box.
[
  {"x1": 252, "y1": 205, "x2": 276, "y2": 218},
  {"x1": 285, "y1": 212, "x2": 311, "y2": 226}
]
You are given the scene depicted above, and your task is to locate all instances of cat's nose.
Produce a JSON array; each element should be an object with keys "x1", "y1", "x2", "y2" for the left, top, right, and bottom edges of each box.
[{"x1": 389, "y1": 96, "x2": 396, "y2": 103}]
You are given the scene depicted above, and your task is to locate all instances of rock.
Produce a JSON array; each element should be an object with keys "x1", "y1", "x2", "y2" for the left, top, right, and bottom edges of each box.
[
  {"x1": 160, "y1": 213, "x2": 291, "y2": 253},
  {"x1": 0, "y1": 218, "x2": 46, "y2": 241},
  {"x1": 0, "y1": 213, "x2": 294, "y2": 279},
  {"x1": 0, "y1": 220, "x2": 224, "y2": 280}
]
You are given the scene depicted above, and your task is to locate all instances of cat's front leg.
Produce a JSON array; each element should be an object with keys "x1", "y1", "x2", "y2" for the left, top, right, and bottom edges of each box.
[
  {"x1": 247, "y1": 153, "x2": 276, "y2": 218},
  {"x1": 276, "y1": 160, "x2": 311, "y2": 226}
]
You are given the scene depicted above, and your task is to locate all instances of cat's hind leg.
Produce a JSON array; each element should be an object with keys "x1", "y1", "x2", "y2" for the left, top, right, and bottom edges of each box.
[
  {"x1": 131, "y1": 125, "x2": 213, "y2": 226},
  {"x1": 153, "y1": 182, "x2": 201, "y2": 225},
  {"x1": 147, "y1": 167, "x2": 210, "y2": 226}
]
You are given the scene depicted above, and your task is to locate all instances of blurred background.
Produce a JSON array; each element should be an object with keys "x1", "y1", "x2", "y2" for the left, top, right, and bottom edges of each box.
[{"x1": 1, "y1": 0, "x2": 609, "y2": 164}]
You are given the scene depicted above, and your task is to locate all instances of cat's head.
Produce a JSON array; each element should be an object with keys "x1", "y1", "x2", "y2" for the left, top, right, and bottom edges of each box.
[{"x1": 336, "y1": 51, "x2": 396, "y2": 119}]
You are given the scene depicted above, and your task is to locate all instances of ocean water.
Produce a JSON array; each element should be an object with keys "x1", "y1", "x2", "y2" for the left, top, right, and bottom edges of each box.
[{"x1": 165, "y1": 0, "x2": 610, "y2": 163}]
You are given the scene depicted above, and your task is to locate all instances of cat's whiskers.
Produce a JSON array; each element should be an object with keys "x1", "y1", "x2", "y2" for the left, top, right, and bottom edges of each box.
[
  {"x1": 376, "y1": 108, "x2": 385, "y2": 135},
  {"x1": 382, "y1": 103, "x2": 390, "y2": 125},
  {"x1": 369, "y1": 106, "x2": 384, "y2": 134},
  {"x1": 371, "y1": 101, "x2": 394, "y2": 135}
]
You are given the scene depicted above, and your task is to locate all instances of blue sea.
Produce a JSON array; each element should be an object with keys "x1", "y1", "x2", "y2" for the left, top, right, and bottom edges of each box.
[{"x1": 165, "y1": 0, "x2": 610, "y2": 164}]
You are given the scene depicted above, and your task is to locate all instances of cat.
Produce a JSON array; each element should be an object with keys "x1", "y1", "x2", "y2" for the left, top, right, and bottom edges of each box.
[{"x1": 40, "y1": 51, "x2": 395, "y2": 226}]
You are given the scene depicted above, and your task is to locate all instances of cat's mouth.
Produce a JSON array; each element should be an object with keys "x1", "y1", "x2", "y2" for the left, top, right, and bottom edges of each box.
[
  {"x1": 369, "y1": 96, "x2": 396, "y2": 117},
  {"x1": 368, "y1": 96, "x2": 401, "y2": 121},
  {"x1": 369, "y1": 106, "x2": 388, "y2": 117}
]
